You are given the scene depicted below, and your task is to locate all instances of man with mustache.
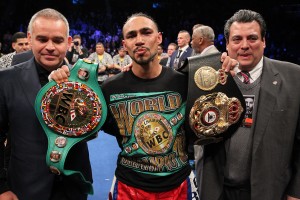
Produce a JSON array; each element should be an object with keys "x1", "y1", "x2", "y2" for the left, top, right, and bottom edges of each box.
[
  {"x1": 200, "y1": 9, "x2": 300, "y2": 200},
  {"x1": 50, "y1": 13, "x2": 238, "y2": 199}
]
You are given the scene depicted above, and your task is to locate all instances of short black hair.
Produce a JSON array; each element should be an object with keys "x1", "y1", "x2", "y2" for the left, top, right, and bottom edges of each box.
[
  {"x1": 123, "y1": 12, "x2": 159, "y2": 35},
  {"x1": 12, "y1": 32, "x2": 27, "y2": 43},
  {"x1": 224, "y1": 9, "x2": 266, "y2": 42}
]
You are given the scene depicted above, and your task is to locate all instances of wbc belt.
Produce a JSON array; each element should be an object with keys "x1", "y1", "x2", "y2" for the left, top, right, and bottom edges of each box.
[
  {"x1": 123, "y1": 103, "x2": 185, "y2": 156},
  {"x1": 35, "y1": 59, "x2": 107, "y2": 194},
  {"x1": 180, "y1": 53, "x2": 246, "y2": 145}
]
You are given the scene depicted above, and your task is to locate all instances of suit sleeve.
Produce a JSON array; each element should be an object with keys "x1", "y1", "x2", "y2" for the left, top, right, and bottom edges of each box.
[
  {"x1": 286, "y1": 107, "x2": 300, "y2": 198},
  {"x1": 0, "y1": 75, "x2": 10, "y2": 194}
]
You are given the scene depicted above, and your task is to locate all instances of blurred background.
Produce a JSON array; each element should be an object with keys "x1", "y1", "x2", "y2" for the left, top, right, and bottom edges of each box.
[{"x1": 0, "y1": 0, "x2": 299, "y2": 64}]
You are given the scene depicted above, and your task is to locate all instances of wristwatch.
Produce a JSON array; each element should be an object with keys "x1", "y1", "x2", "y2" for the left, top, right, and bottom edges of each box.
[{"x1": 35, "y1": 59, "x2": 107, "y2": 194}]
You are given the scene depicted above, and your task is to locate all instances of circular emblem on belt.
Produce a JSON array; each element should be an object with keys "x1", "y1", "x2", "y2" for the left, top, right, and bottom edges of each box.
[
  {"x1": 194, "y1": 66, "x2": 228, "y2": 91},
  {"x1": 189, "y1": 92, "x2": 243, "y2": 137},
  {"x1": 49, "y1": 166, "x2": 61, "y2": 175},
  {"x1": 78, "y1": 68, "x2": 90, "y2": 81},
  {"x1": 50, "y1": 150, "x2": 62, "y2": 163},
  {"x1": 40, "y1": 82, "x2": 102, "y2": 137},
  {"x1": 55, "y1": 136, "x2": 67, "y2": 148},
  {"x1": 200, "y1": 106, "x2": 220, "y2": 126},
  {"x1": 134, "y1": 113, "x2": 173, "y2": 155}
]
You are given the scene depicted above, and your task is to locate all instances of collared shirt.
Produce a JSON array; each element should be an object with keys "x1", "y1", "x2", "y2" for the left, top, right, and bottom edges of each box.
[
  {"x1": 178, "y1": 45, "x2": 189, "y2": 57},
  {"x1": 35, "y1": 60, "x2": 51, "y2": 87},
  {"x1": 234, "y1": 57, "x2": 264, "y2": 84},
  {"x1": 35, "y1": 60, "x2": 68, "y2": 87}
]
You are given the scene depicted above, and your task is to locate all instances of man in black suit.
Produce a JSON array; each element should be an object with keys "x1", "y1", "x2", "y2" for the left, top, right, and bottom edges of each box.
[
  {"x1": 0, "y1": 8, "x2": 92, "y2": 200},
  {"x1": 201, "y1": 9, "x2": 300, "y2": 200},
  {"x1": 169, "y1": 30, "x2": 193, "y2": 70},
  {"x1": 159, "y1": 42, "x2": 177, "y2": 67}
]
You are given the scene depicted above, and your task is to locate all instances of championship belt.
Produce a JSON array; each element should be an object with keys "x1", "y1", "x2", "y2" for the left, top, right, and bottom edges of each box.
[
  {"x1": 181, "y1": 53, "x2": 246, "y2": 145},
  {"x1": 35, "y1": 59, "x2": 107, "y2": 194},
  {"x1": 122, "y1": 103, "x2": 185, "y2": 157}
]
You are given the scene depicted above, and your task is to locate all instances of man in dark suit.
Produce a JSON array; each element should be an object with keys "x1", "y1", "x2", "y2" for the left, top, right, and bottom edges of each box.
[
  {"x1": 201, "y1": 9, "x2": 300, "y2": 200},
  {"x1": 159, "y1": 42, "x2": 177, "y2": 67},
  {"x1": 169, "y1": 30, "x2": 193, "y2": 70},
  {"x1": 0, "y1": 8, "x2": 92, "y2": 200}
]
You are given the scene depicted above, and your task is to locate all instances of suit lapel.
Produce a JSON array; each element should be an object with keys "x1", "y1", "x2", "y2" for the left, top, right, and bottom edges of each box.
[
  {"x1": 180, "y1": 48, "x2": 189, "y2": 60},
  {"x1": 16, "y1": 58, "x2": 41, "y2": 108},
  {"x1": 252, "y1": 57, "x2": 281, "y2": 154}
]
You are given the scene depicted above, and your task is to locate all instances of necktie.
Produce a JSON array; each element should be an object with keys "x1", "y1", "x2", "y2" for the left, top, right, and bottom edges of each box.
[
  {"x1": 176, "y1": 50, "x2": 182, "y2": 58},
  {"x1": 240, "y1": 71, "x2": 251, "y2": 84},
  {"x1": 173, "y1": 50, "x2": 182, "y2": 69}
]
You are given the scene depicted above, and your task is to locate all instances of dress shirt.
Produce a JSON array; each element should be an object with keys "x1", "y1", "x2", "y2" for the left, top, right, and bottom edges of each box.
[{"x1": 234, "y1": 57, "x2": 264, "y2": 84}]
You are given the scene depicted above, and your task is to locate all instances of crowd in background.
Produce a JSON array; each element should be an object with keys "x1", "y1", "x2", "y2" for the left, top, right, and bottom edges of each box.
[{"x1": 0, "y1": 0, "x2": 299, "y2": 64}]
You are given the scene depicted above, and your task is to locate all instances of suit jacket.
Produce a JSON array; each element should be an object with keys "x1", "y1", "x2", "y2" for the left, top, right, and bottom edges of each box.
[
  {"x1": 11, "y1": 50, "x2": 34, "y2": 66},
  {"x1": 0, "y1": 58, "x2": 92, "y2": 200},
  {"x1": 169, "y1": 47, "x2": 193, "y2": 69},
  {"x1": 201, "y1": 57, "x2": 300, "y2": 200}
]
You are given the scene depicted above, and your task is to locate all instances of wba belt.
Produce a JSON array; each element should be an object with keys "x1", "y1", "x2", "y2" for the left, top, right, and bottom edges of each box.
[
  {"x1": 180, "y1": 53, "x2": 246, "y2": 145},
  {"x1": 35, "y1": 59, "x2": 107, "y2": 194}
]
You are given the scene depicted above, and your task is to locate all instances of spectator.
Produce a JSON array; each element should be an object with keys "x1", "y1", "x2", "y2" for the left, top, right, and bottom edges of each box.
[
  {"x1": 66, "y1": 34, "x2": 89, "y2": 65},
  {"x1": 87, "y1": 42, "x2": 113, "y2": 84},
  {"x1": 0, "y1": 32, "x2": 30, "y2": 68}
]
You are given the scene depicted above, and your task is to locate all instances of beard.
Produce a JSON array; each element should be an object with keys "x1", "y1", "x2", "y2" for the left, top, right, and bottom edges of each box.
[{"x1": 131, "y1": 47, "x2": 157, "y2": 65}]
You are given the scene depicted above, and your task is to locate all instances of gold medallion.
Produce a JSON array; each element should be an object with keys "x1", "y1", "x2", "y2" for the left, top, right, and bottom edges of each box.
[
  {"x1": 189, "y1": 92, "x2": 243, "y2": 137},
  {"x1": 134, "y1": 113, "x2": 173, "y2": 155},
  {"x1": 194, "y1": 66, "x2": 228, "y2": 91}
]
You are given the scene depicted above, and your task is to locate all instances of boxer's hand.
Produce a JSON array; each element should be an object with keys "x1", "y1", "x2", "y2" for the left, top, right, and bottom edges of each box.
[
  {"x1": 49, "y1": 65, "x2": 70, "y2": 84},
  {"x1": 220, "y1": 52, "x2": 239, "y2": 76}
]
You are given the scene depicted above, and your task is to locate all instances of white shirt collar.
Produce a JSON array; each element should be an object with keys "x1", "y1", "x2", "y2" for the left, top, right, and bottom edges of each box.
[
  {"x1": 179, "y1": 45, "x2": 189, "y2": 53},
  {"x1": 234, "y1": 57, "x2": 264, "y2": 83}
]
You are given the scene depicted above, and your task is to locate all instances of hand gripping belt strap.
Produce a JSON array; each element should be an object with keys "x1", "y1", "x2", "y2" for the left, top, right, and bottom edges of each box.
[
  {"x1": 179, "y1": 53, "x2": 246, "y2": 145},
  {"x1": 35, "y1": 59, "x2": 107, "y2": 194}
]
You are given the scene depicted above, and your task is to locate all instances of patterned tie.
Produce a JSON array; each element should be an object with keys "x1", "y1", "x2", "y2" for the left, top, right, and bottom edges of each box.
[
  {"x1": 173, "y1": 50, "x2": 183, "y2": 69},
  {"x1": 240, "y1": 71, "x2": 251, "y2": 84}
]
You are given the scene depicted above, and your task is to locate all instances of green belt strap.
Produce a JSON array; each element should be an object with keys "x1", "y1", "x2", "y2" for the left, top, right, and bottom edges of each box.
[{"x1": 35, "y1": 59, "x2": 107, "y2": 194}]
